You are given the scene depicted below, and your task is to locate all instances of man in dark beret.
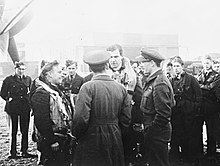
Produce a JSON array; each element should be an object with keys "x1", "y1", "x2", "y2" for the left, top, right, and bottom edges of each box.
[
  {"x1": 73, "y1": 50, "x2": 132, "y2": 166},
  {"x1": 0, "y1": 61, "x2": 35, "y2": 158},
  {"x1": 136, "y1": 49, "x2": 175, "y2": 166},
  {"x1": 60, "y1": 60, "x2": 83, "y2": 108}
]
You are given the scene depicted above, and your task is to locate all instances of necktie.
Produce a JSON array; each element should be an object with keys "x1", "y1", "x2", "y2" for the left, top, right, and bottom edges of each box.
[
  {"x1": 70, "y1": 75, "x2": 74, "y2": 81},
  {"x1": 176, "y1": 74, "x2": 181, "y2": 80}
]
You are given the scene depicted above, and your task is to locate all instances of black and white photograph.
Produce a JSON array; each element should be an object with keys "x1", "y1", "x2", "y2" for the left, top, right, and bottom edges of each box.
[{"x1": 0, "y1": 0, "x2": 220, "y2": 165}]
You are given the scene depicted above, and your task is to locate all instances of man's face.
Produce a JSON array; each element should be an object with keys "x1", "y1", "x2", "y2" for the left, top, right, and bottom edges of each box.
[
  {"x1": 67, "y1": 63, "x2": 77, "y2": 76},
  {"x1": 166, "y1": 66, "x2": 173, "y2": 74},
  {"x1": 109, "y1": 49, "x2": 123, "y2": 70},
  {"x1": 48, "y1": 65, "x2": 63, "y2": 85},
  {"x1": 202, "y1": 59, "x2": 212, "y2": 71},
  {"x1": 213, "y1": 63, "x2": 220, "y2": 73},
  {"x1": 139, "y1": 61, "x2": 152, "y2": 77},
  {"x1": 172, "y1": 62, "x2": 183, "y2": 75},
  {"x1": 15, "y1": 65, "x2": 26, "y2": 76}
]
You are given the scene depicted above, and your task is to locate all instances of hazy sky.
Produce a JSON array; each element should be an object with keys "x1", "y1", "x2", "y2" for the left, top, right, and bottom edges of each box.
[{"x1": 6, "y1": 0, "x2": 220, "y2": 60}]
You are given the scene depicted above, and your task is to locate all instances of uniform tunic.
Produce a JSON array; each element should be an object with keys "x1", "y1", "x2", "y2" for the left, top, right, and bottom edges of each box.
[
  {"x1": 60, "y1": 73, "x2": 83, "y2": 94},
  {"x1": 73, "y1": 74, "x2": 132, "y2": 166},
  {"x1": 0, "y1": 74, "x2": 31, "y2": 155}
]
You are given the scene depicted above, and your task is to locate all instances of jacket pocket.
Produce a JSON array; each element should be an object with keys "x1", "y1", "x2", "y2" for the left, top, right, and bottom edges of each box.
[{"x1": 141, "y1": 86, "x2": 153, "y2": 110}]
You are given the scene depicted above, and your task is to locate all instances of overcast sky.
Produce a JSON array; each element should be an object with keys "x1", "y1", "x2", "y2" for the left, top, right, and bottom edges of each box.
[{"x1": 6, "y1": 0, "x2": 220, "y2": 60}]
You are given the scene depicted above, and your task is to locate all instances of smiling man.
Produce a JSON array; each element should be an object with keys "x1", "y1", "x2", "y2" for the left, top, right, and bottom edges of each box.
[{"x1": 31, "y1": 61, "x2": 73, "y2": 166}]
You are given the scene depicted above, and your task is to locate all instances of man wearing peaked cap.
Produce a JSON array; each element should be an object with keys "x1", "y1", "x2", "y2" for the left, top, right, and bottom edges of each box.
[
  {"x1": 135, "y1": 49, "x2": 175, "y2": 166},
  {"x1": 136, "y1": 49, "x2": 165, "y2": 65},
  {"x1": 0, "y1": 61, "x2": 34, "y2": 159},
  {"x1": 82, "y1": 50, "x2": 111, "y2": 84},
  {"x1": 84, "y1": 50, "x2": 110, "y2": 66},
  {"x1": 73, "y1": 50, "x2": 132, "y2": 166}
]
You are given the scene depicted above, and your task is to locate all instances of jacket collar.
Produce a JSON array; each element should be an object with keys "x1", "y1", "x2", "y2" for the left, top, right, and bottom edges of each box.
[
  {"x1": 92, "y1": 74, "x2": 113, "y2": 81},
  {"x1": 13, "y1": 74, "x2": 26, "y2": 79},
  {"x1": 69, "y1": 73, "x2": 77, "y2": 79},
  {"x1": 145, "y1": 68, "x2": 162, "y2": 83}
]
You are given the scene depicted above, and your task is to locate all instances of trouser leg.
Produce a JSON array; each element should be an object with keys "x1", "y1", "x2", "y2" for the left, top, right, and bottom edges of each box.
[
  {"x1": 20, "y1": 112, "x2": 30, "y2": 153},
  {"x1": 10, "y1": 114, "x2": 18, "y2": 155},
  {"x1": 146, "y1": 138, "x2": 170, "y2": 166},
  {"x1": 144, "y1": 125, "x2": 171, "y2": 166},
  {"x1": 170, "y1": 109, "x2": 182, "y2": 157},
  {"x1": 205, "y1": 114, "x2": 217, "y2": 155}
]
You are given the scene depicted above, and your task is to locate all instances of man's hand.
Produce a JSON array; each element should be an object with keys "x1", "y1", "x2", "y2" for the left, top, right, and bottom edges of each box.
[{"x1": 51, "y1": 142, "x2": 59, "y2": 151}]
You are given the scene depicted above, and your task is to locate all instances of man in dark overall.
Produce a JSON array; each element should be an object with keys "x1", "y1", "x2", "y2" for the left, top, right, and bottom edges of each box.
[
  {"x1": 169, "y1": 56, "x2": 203, "y2": 162},
  {"x1": 136, "y1": 49, "x2": 175, "y2": 166},
  {"x1": 73, "y1": 50, "x2": 132, "y2": 166},
  {"x1": 196, "y1": 55, "x2": 220, "y2": 157},
  {"x1": 31, "y1": 61, "x2": 74, "y2": 166},
  {"x1": 0, "y1": 61, "x2": 34, "y2": 158}
]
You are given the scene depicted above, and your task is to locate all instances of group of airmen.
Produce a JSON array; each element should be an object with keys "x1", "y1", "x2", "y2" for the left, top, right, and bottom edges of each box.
[{"x1": 0, "y1": 43, "x2": 220, "y2": 166}]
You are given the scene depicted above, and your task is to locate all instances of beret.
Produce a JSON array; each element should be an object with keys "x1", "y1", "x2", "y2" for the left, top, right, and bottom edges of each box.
[
  {"x1": 14, "y1": 61, "x2": 25, "y2": 68},
  {"x1": 84, "y1": 50, "x2": 110, "y2": 65},
  {"x1": 66, "y1": 60, "x2": 77, "y2": 67},
  {"x1": 135, "y1": 49, "x2": 165, "y2": 63}
]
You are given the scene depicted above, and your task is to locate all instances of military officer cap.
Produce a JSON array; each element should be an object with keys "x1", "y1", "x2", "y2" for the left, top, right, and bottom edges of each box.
[
  {"x1": 135, "y1": 49, "x2": 165, "y2": 63},
  {"x1": 84, "y1": 50, "x2": 111, "y2": 66}
]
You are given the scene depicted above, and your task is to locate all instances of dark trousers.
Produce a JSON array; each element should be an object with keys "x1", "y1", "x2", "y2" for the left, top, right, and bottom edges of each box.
[
  {"x1": 39, "y1": 138, "x2": 73, "y2": 166},
  {"x1": 44, "y1": 151, "x2": 71, "y2": 166},
  {"x1": 204, "y1": 113, "x2": 218, "y2": 154},
  {"x1": 202, "y1": 101, "x2": 219, "y2": 155},
  {"x1": 10, "y1": 113, "x2": 30, "y2": 155},
  {"x1": 170, "y1": 107, "x2": 203, "y2": 159},
  {"x1": 122, "y1": 125, "x2": 144, "y2": 164},
  {"x1": 144, "y1": 123, "x2": 171, "y2": 166}
]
